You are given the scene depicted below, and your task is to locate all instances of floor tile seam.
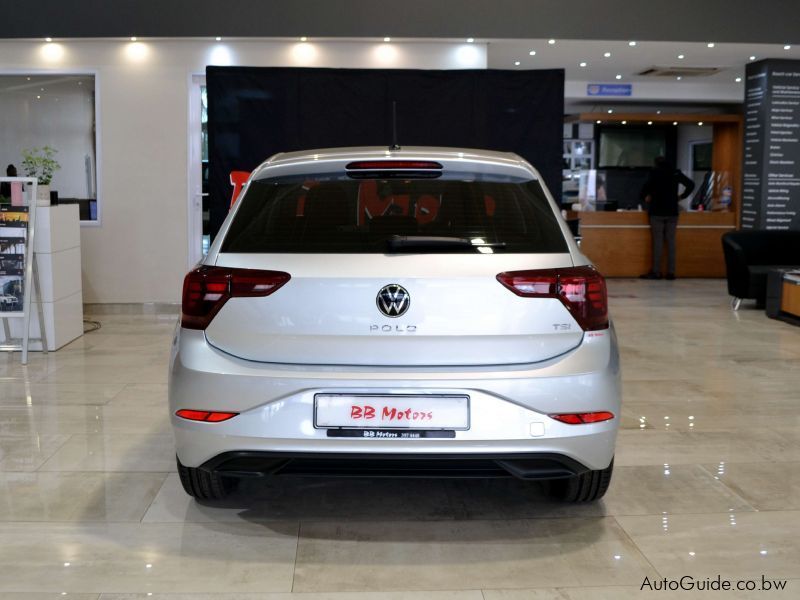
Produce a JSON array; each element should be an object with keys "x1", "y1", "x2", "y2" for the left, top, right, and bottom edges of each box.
[
  {"x1": 103, "y1": 382, "x2": 141, "y2": 405},
  {"x1": 137, "y1": 471, "x2": 171, "y2": 523},
  {"x1": 610, "y1": 515, "x2": 665, "y2": 580},
  {"x1": 0, "y1": 518, "x2": 302, "y2": 528},
  {"x1": 0, "y1": 518, "x2": 169, "y2": 524},
  {"x1": 292, "y1": 515, "x2": 621, "y2": 529},
  {"x1": 33, "y1": 465, "x2": 179, "y2": 474},
  {"x1": 691, "y1": 464, "x2": 759, "y2": 512},
  {"x1": 290, "y1": 520, "x2": 301, "y2": 593},
  {"x1": 31, "y1": 433, "x2": 75, "y2": 472},
  {"x1": 0, "y1": 470, "x2": 173, "y2": 475},
  {"x1": 7, "y1": 508, "x2": 797, "y2": 524}
]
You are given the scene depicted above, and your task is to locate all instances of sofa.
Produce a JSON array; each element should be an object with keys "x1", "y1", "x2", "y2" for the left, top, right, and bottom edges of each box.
[{"x1": 722, "y1": 230, "x2": 800, "y2": 309}]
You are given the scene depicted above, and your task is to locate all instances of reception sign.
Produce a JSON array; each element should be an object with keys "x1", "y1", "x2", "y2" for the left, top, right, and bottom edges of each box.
[{"x1": 587, "y1": 83, "x2": 633, "y2": 97}]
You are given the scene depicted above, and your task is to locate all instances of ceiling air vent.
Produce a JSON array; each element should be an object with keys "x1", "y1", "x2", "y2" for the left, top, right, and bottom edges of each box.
[{"x1": 638, "y1": 66, "x2": 721, "y2": 77}]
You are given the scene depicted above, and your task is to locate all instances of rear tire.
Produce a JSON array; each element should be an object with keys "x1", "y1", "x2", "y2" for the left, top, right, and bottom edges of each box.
[
  {"x1": 177, "y1": 456, "x2": 237, "y2": 500},
  {"x1": 549, "y1": 458, "x2": 613, "y2": 502}
]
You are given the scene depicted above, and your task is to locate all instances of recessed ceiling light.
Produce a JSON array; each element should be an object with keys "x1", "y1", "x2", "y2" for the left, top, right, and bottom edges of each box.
[
  {"x1": 215, "y1": 36, "x2": 222, "y2": 41},
  {"x1": 676, "y1": 76, "x2": 682, "y2": 80},
  {"x1": 467, "y1": 37, "x2": 474, "y2": 43},
  {"x1": 648, "y1": 121, "x2": 653, "y2": 125},
  {"x1": 736, "y1": 77, "x2": 742, "y2": 82},
  {"x1": 750, "y1": 55, "x2": 756, "y2": 60},
  {"x1": 579, "y1": 62, "x2": 587, "y2": 67},
  {"x1": 615, "y1": 74, "x2": 622, "y2": 80},
  {"x1": 383, "y1": 37, "x2": 391, "y2": 42},
  {"x1": 698, "y1": 121, "x2": 704, "y2": 126},
  {"x1": 45, "y1": 37, "x2": 52, "y2": 42},
  {"x1": 707, "y1": 42, "x2": 715, "y2": 48},
  {"x1": 514, "y1": 61, "x2": 520, "y2": 66},
  {"x1": 656, "y1": 110, "x2": 662, "y2": 114},
  {"x1": 628, "y1": 41, "x2": 637, "y2": 46},
  {"x1": 529, "y1": 50, "x2": 536, "y2": 56},
  {"x1": 607, "y1": 109, "x2": 614, "y2": 114},
  {"x1": 678, "y1": 54, "x2": 685, "y2": 59},
  {"x1": 604, "y1": 52, "x2": 611, "y2": 58},
  {"x1": 130, "y1": 36, "x2": 137, "y2": 42},
  {"x1": 548, "y1": 39, "x2": 556, "y2": 45},
  {"x1": 673, "y1": 121, "x2": 678, "y2": 125},
  {"x1": 596, "y1": 120, "x2": 602, "y2": 124},
  {"x1": 36, "y1": 95, "x2": 41, "y2": 99},
  {"x1": 784, "y1": 45, "x2": 792, "y2": 50},
  {"x1": 300, "y1": 36, "x2": 307, "y2": 42},
  {"x1": 622, "y1": 120, "x2": 627, "y2": 124}
]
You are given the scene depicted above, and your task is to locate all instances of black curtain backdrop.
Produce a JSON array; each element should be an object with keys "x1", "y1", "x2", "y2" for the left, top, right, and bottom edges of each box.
[{"x1": 206, "y1": 66, "x2": 564, "y2": 239}]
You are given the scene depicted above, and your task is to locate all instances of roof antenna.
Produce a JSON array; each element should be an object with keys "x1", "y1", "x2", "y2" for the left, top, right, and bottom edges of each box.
[{"x1": 389, "y1": 100, "x2": 401, "y2": 150}]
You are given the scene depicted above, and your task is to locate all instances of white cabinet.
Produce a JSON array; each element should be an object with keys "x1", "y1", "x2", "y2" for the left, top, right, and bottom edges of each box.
[{"x1": 1, "y1": 205, "x2": 83, "y2": 351}]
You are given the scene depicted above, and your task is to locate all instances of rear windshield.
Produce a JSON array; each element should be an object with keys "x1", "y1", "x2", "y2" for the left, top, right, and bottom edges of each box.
[{"x1": 220, "y1": 174, "x2": 568, "y2": 254}]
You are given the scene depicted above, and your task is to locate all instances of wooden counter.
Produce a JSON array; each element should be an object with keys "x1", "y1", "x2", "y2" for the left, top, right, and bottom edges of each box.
[{"x1": 577, "y1": 211, "x2": 736, "y2": 278}]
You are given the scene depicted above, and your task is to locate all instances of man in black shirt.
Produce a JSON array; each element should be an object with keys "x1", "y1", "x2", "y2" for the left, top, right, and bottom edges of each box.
[{"x1": 639, "y1": 156, "x2": 695, "y2": 280}]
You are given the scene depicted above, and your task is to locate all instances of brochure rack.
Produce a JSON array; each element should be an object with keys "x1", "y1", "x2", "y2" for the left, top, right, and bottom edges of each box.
[{"x1": 0, "y1": 177, "x2": 48, "y2": 364}]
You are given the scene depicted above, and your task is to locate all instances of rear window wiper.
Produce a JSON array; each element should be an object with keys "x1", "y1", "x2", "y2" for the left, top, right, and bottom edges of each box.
[{"x1": 386, "y1": 235, "x2": 507, "y2": 251}]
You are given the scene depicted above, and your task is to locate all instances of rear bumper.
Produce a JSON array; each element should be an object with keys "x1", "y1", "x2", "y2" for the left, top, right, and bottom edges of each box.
[
  {"x1": 201, "y1": 451, "x2": 590, "y2": 480},
  {"x1": 169, "y1": 325, "x2": 621, "y2": 473}
]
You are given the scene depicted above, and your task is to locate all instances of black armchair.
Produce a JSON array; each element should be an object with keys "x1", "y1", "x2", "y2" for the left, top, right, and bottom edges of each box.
[{"x1": 721, "y1": 230, "x2": 800, "y2": 309}]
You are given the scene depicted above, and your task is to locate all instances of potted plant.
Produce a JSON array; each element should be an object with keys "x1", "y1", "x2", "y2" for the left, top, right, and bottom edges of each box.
[{"x1": 21, "y1": 146, "x2": 60, "y2": 206}]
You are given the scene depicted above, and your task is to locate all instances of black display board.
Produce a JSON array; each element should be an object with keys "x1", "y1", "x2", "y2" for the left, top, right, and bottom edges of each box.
[
  {"x1": 743, "y1": 59, "x2": 800, "y2": 231},
  {"x1": 206, "y1": 66, "x2": 564, "y2": 239}
]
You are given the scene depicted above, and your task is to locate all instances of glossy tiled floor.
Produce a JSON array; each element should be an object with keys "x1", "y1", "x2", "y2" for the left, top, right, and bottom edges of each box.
[{"x1": 1, "y1": 279, "x2": 799, "y2": 598}]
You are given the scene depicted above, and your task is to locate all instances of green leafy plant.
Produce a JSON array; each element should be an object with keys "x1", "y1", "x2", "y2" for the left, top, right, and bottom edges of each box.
[{"x1": 21, "y1": 146, "x2": 61, "y2": 185}]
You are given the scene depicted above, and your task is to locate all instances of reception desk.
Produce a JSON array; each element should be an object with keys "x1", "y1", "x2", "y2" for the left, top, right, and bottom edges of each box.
[
  {"x1": 1, "y1": 205, "x2": 84, "y2": 350},
  {"x1": 577, "y1": 211, "x2": 736, "y2": 278}
]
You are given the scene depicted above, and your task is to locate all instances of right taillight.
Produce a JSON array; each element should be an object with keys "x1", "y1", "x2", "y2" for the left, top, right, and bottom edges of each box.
[
  {"x1": 551, "y1": 412, "x2": 615, "y2": 425},
  {"x1": 496, "y1": 266, "x2": 608, "y2": 331},
  {"x1": 181, "y1": 266, "x2": 290, "y2": 330}
]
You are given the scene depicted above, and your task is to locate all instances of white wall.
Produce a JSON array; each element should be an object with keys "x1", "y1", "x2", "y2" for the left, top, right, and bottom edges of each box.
[
  {"x1": 0, "y1": 76, "x2": 95, "y2": 199},
  {"x1": 0, "y1": 39, "x2": 487, "y2": 303}
]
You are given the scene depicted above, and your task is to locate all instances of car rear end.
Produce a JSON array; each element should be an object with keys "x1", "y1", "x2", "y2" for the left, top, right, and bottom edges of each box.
[{"x1": 169, "y1": 147, "x2": 620, "y2": 501}]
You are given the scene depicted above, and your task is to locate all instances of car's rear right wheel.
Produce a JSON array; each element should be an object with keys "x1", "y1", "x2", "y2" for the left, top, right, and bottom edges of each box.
[
  {"x1": 177, "y1": 456, "x2": 237, "y2": 500},
  {"x1": 549, "y1": 458, "x2": 613, "y2": 502}
]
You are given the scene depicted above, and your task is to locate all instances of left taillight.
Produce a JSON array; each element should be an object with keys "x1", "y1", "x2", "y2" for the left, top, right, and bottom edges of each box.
[
  {"x1": 175, "y1": 409, "x2": 238, "y2": 422},
  {"x1": 496, "y1": 266, "x2": 608, "y2": 331},
  {"x1": 181, "y1": 266, "x2": 290, "y2": 330}
]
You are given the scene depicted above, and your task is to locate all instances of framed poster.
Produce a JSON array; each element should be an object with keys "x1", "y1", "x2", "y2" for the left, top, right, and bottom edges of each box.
[
  {"x1": 0, "y1": 205, "x2": 29, "y2": 315},
  {"x1": 0, "y1": 177, "x2": 39, "y2": 363}
]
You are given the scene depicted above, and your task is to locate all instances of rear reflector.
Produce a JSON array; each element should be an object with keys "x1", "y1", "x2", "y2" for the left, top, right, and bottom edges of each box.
[
  {"x1": 181, "y1": 266, "x2": 290, "y2": 330},
  {"x1": 550, "y1": 412, "x2": 615, "y2": 425},
  {"x1": 345, "y1": 160, "x2": 443, "y2": 170},
  {"x1": 496, "y1": 266, "x2": 609, "y2": 331},
  {"x1": 176, "y1": 409, "x2": 238, "y2": 422}
]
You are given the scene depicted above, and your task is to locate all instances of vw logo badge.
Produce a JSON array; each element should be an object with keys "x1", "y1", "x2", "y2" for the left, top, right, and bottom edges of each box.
[{"x1": 377, "y1": 284, "x2": 410, "y2": 318}]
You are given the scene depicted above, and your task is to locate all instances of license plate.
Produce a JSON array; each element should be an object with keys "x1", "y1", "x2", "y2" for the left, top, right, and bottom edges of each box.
[{"x1": 314, "y1": 394, "x2": 470, "y2": 430}]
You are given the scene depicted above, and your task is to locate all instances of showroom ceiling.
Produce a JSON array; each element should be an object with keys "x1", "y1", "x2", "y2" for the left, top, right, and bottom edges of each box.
[{"x1": 3, "y1": 0, "x2": 800, "y2": 44}]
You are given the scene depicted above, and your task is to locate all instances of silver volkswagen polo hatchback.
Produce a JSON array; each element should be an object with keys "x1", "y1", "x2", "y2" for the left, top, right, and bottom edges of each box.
[{"x1": 169, "y1": 147, "x2": 620, "y2": 502}]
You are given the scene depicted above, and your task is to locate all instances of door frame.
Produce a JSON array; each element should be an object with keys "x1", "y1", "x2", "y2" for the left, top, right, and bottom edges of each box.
[{"x1": 187, "y1": 73, "x2": 206, "y2": 267}]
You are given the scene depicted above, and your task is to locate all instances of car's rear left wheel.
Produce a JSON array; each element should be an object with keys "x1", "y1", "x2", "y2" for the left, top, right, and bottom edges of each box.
[
  {"x1": 549, "y1": 458, "x2": 613, "y2": 502},
  {"x1": 177, "y1": 457, "x2": 237, "y2": 500}
]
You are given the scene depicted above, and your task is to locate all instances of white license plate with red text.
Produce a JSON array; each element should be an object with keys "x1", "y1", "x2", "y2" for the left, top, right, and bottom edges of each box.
[{"x1": 314, "y1": 394, "x2": 470, "y2": 430}]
